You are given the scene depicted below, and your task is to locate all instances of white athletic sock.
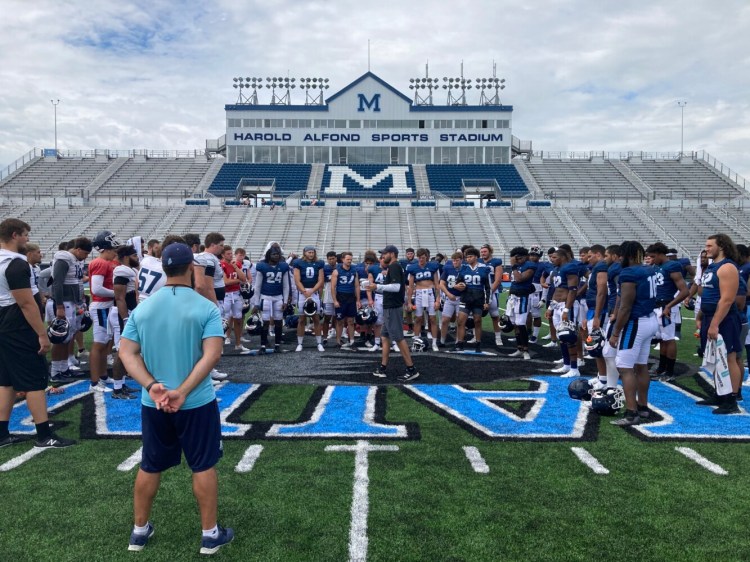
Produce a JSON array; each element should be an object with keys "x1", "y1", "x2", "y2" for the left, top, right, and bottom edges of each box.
[
  {"x1": 297, "y1": 336, "x2": 304, "y2": 344},
  {"x1": 133, "y1": 523, "x2": 151, "y2": 536},
  {"x1": 202, "y1": 525, "x2": 219, "y2": 539},
  {"x1": 316, "y1": 335, "x2": 322, "y2": 344},
  {"x1": 495, "y1": 332, "x2": 502, "y2": 343},
  {"x1": 605, "y1": 357, "x2": 619, "y2": 387},
  {"x1": 114, "y1": 379, "x2": 123, "y2": 391},
  {"x1": 375, "y1": 337, "x2": 381, "y2": 345},
  {"x1": 533, "y1": 326, "x2": 540, "y2": 338},
  {"x1": 52, "y1": 360, "x2": 65, "y2": 374}
]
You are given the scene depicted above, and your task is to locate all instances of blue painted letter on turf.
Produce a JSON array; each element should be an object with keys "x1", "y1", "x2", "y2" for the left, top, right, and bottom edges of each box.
[{"x1": 267, "y1": 386, "x2": 408, "y2": 438}]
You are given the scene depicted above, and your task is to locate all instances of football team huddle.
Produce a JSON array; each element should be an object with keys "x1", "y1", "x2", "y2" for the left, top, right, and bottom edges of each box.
[{"x1": 10, "y1": 220, "x2": 750, "y2": 424}]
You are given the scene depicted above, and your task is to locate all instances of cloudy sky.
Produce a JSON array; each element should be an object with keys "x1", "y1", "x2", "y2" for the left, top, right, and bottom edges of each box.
[{"x1": 1, "y1": 0, "x2": 748, "y2": 177}]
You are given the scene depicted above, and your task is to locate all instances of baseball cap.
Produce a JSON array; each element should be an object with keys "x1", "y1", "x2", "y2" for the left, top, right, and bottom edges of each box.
[
  {"x1": 303, "y1": 245, "x2": 316, "y2": 252},
  {"x1": 379, "y1": 245, "x2": 399, "y2": 255},
  {"x1": 161, "y1": 243, "x2": 194, "y2": 267}
]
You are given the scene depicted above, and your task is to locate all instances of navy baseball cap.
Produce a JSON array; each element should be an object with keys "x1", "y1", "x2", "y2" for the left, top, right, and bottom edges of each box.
[
  {"x1": 379, "y1": 245, "x2": 399, "y2": 255},
  {"x1": 162, "y1": 243, "x2": 194, "y2": 267}
]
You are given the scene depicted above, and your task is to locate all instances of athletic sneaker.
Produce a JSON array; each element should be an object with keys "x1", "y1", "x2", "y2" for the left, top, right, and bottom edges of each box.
[
  {"x1": 432, "y1": 340, "x2": 439, "y2": 352},
  {"x1": 713, "y1": 400, "x2": 741, "y2": 415},
  {"x1": 637, "y1": 406, "x2": 652, "y2": 420},
  {"x1": 553, "y1": 358, "x2": 565, "y2": 365},
  {"x1": 76, "y1": 349, "x2": 89, "y2": 359},
  {"x1": 611, "y1": 413, "x2": 641, "y2": 426},
  {"x1": 200, "y1": 525, "x2": 234, "y2": 555},
  {"x1": 210, "y1": 369, "x2": 228, "y2": 381},
  {"x1": 90, "y1": 381, "x2": 113, "y2": 393},
  {"x1": 295, "y1": 344, "x2": 303, "y2": 352},
  {"x1": 241, "y1": 337, "x2": 252, "y2": 343},
  {"x1": 234, "y1": 345, "x2": 252, "y2": 355},
  {"x1": 522, "y1": 352, "x2": 531, "y2": 360},
  {"x1": 543, "y1": 340, "x2": 558, "y2": 348},
  {"x1": 542, "y1": 333, "x2": 552, "y2": 340},
  {"x1": 552, "y1": 365, "x2": 571, "y2": 374},
  {"x1": 0, "y1": 435, "x2": 27, "y2": 448},
  {"x1": 398, "y1": 369, "x2": 420, "y2": 383},
  {"x1": 68, "y1": 356, "x2": 80, "y2": 367},
  {"x1": 224, "y1": 337, "x2": 231, "y2": 345},
  {"x1": 368, "y1": 344, "x2": 381, "y2": 352},
  {"x1": 67, "y1": 364, "x2": 81, "y2": 372},
  {"x1": 112, "y1": 388, "x2": 136, "y2": 400},
  {"x1": 50, "y1": 370, "x2": 76, "y2": 383},
  {"x1": 128, "y1": 522, "x2": 155, "y2": 552},
  {"x1": 528, "y1": 336, "x2": 538, "y2": 345},
  {"x1": 372, "y1": 365, "x2": 387, "y2": 378},
  {"x1": 696, "y1": 396, "x2": 722, "y2": 406},
  {"x1": 591, "y1": 379, "x2": 607, "y2": 391},
  {"x1": 391, "y1": 343, "x2": 399, "y2": 352},
  {"x1": 317, "y1": 343, "x2": 325, "y2": 352},
  {"x1": 438, "y1": 341, "x2": 446, "y2": 348},
  {"x1": 403, "y1": 330, "x2": 414, "y2": 337},
  {"x1": 35, "y1": 434, "x2": 76, "y2": 448},
  {"x1": 467, "y1": 337, "x2": 477, "y2": 344},
  {"x1": 507, "y1": 350, "x2": 523, "y2": 358},
  {"x1": 562, "y1": 369, "x2": 580, "y2": 379},
  {"x1": 454, "y1": 341, "x2": 465, "y2": 352},
  {"x1": 340, "y1": 342, "x2": 353, "y2": 350}
]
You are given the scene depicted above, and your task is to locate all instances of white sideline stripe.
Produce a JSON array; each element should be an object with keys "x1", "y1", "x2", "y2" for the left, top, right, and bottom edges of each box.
[
  {"x1": 570, "y1": 447, "x2": 609, "y2": 474},
  {"x1": 117, "y1": 447, "x2": 143, "y2": 472},
  {"x1": 235, "y1": 445, "x2": 264, "y2": 473},
  {"x1": 0, "y1": 446, "x2": 46, "y2": 472},
  {"x1": 462, "y1": 446, "x2": 489, "y2": 474},
  {"x1": 675, "y1": 447, "x2": 728, "y2": 475},
  {"x1": 326, "y1": 441, "x2": 399, "y2": 562}
]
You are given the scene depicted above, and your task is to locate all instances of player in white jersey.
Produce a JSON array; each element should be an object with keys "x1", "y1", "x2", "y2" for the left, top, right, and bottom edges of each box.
[
  {"x1": 109, "y1": 245, "x2": 140, "y2": 398},
  {"x1": 137, "y1": 240, "x2": 165, "y2": 302},
  {"x1": 49, "y1": 238, "x2": 91, "y2": 381}
]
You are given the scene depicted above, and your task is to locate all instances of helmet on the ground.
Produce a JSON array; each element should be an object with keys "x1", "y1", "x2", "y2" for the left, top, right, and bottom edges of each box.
[
  {"x1": 411, "y1": 337, "x2": 426, "y2": 353},
  {"x1": 591, "y1": 387, "x2": 625, "y2": 416},
  {"x1": 568, "y1": 378, "x2": 594, "y2": 401}
]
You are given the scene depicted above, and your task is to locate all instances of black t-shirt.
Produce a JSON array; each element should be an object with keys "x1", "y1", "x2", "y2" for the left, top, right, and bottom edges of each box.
[
  {"x1": 383, "y1": 261, "x2": 406, "y2": 309},
  {"x1": 0, "y1": 258, "x2": 34, "y2": 332}
]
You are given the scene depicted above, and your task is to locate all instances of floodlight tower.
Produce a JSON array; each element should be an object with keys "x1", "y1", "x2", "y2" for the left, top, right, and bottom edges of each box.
[
  {"x1": 476, "y1": 62, "x2": 506, "y2": 105},
  {"x1": 677, "y1": 101, "x2": 687, "y2": 156},
  {"x1": 268, "y1": 76, "x2": 296, "y2": 105},
  {"x1": 50, "y1": 99, "x2": 60, "y2": 155},
  {"x1": 299, "y1": 78, "x2": 330, "y2": 105},
  {"x1": 233, "y1": 77, "x2": 263, "y2": 104},
  {"x1": 409, "y1": 63, "x2": 439, "y2": 106},
  {"x1": 441, "y1": 62, "x2": 471, "y2": 106}
]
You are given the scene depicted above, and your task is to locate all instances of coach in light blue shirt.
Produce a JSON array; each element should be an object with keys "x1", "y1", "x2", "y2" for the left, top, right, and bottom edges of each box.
[{"x1": 119, "y1": 242, "x2": 234, "y2": 555}]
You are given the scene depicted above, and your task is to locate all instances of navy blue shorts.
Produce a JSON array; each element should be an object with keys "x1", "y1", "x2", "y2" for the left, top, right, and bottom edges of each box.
[
  {"x1": 335, "y1": 295, "x2": 357, "y2": 320},
  {"x1": 700, "y1": 312, "x2": 743, "y2": 355},
  {"x1": 140, "y1": 399, "x2": 223, "y2": 474},
  {"x1": 460, "y1": 291, "x2": 485, "y2": 316}
]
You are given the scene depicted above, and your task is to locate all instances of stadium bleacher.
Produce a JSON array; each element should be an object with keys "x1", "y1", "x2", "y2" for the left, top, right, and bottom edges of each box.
[
  {"x1": 320, "y1": 165, "x2": 416, "y2": 198},
  {"x1": 425, "y1": 164, "x2": 528, "y2": 198},
  {"x1": 207, "y1": 163, "x2": 311, "y2": 197}
]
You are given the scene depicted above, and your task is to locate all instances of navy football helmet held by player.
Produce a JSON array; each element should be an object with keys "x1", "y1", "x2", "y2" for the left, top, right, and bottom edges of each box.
[
  {"x1": 557, "y1": 321, "x2": 578, "y2": 345},
  {"x1": 285, "y1": 315, "x2": 299, "y2": 329},
  {"x1": 242, "y1": 299, "x2": 251, "y2": 316},
  {"x1": 283, "y1": 302, "x2": 295, "y2": 318},
  {"x1": 685, "y1": 297, "x2": 696, "y2": 311},
  {"x1": 245, "y1": 313, "x2": 263, "y2": 336},
  {"x1": 356, "y1": 306, "x2": 377, "y2": 325},
  {"x1": 303, "y1": 297, "x2": 319, "y2": 317},
  {"x1": 239, "y1": 282, "x2": 254, "y2": 300},
  {"x1": 79, "y1": 310, "x2": 93, "y2": 332},
  {"x1": 92, "y1": 230, "x2": 122, "y2": 251},
  {"x1": 568, "y1": 378, "x2": 594, "y2": 401},
  {"x1": 499, "y1": 314, "x2": 514, "y2": 333},
  {"x1": 48, "y1": 317, "x2": 70, "y2": 344},
  {"x1": 584, "y1": 328, "x2": 605, "y2": 357},
  {"x1": 591, "y1": 387, "x2": 625, "y2": 416}
]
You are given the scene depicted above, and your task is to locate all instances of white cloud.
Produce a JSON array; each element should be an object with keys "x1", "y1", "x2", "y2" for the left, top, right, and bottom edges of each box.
[{"x1": 1, "y1": 0, "x2": 748, "y2": 178}]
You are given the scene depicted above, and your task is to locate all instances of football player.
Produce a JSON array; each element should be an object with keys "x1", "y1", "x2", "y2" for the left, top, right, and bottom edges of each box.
[
  {"x1": 366, "y1": 254, "x2": 388, "y2": 352},
  {"x1": 737, "y1": 244, "x2": 750, "y2": 380},
  {"x1": 48, "y1": 238, "x2": 91, "y2": 381},
  {"x1": 251, "y1": 244, "x2": 290, "y2": 352},
  {"x1": 137, "y1": 238, "x2": 166, "y2": 302},
  {"x1": 330, "y1": 251, "x2": 361, "y2": 349},
  {"x1": 506, "y1": 247, "x2": 537, "y2": 360},
  {"x1": 88, "y1": 230, "x2": 122, "y2": 392},
  {"x1": 646, "y1": 243, "x2": 689, "y2": 381},
  {"x1": 584, "y1": 244, "x2": 610, "y2": 387},
  {"x1": 439, "y1": 252, "x2": 464, "y2": 348},
  {"x1": 355, "y1": 252, "x2": 378, "y2": 347},
  {"x1": 608, "y1": 241, "x2": 660, "y2": 426},
  {"x1": 399, "y1": 248, "x2": 417, "y2": 336},
  {"x1": 193, "y1": 232, "x2": 225, "y2": 309},
  {"x1": 549, "y1": 246, "x2": 583, "y2": 378},
  {"x1": 109, "y1": 244, "x2": 140, "y2": 398},
  {"x1": 406, "y1": 248, "x2": 441, "y2": 352},
  {"x1": 293, "y1": 245, "x2": 325, "y2": 352},
  {"x1": 479, "y1": 244, "x2": 504, "y2": 347},
  {"x1": 541, "y1": 247, "x2": 560, "y2": 348},
  {"x1": 220, "y1": 245, "x2": 250, "y2": 354},
  {"x1": 321, "y1": 251, "x2": 338, "y2": 344},
  {"x1": 453, "y1": 247, "x2": 491, "y2": 353},
  {"x1": 527, "y1": 245, "x2": 550, "y2": 344}
]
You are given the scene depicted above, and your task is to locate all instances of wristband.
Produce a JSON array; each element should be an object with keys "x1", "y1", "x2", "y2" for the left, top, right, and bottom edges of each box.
[{"x1": 146, "y1": 381, "x2": 157, "y2": 393}]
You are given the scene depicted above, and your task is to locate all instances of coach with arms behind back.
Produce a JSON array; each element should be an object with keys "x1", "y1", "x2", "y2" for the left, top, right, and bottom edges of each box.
[{"x1": 119, "y1": 242, "x2": 234, "y2": 555}]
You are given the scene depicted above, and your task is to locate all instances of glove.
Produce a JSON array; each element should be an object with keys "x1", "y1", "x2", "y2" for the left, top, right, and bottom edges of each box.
[{"x1": 534, "y1": 299, "x2": 546, "y2": 310}]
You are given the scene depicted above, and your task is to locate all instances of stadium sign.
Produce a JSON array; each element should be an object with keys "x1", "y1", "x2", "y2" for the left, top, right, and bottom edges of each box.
[
  {"x1": 9, "y1": 377, "x2": 750, "y2": 441},
  {"x1": 231, "y1": 132, "x2": 502, "y2": 143}
]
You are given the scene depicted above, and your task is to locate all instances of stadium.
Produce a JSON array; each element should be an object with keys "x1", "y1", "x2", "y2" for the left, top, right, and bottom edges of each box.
[{"x1": 2, "y1": 69, "x2": 750, "y2": 561}]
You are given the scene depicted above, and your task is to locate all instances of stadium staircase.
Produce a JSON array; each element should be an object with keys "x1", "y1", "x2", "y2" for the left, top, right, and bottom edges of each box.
[
  {"x1": 610, "y1": 160, "x2": 654, "y2": 200},
  {"x1": 85, "y1": 157, "x2": 129, "y2": 196}
]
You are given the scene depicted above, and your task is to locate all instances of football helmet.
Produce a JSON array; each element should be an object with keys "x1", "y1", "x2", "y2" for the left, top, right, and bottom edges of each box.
[
  {"x1": 684, "y1": 298, "x2": 696, "y2": 311},
  {"x1": 239, "y1": 283, "x2": 253, "y2": 300},
  {"x1": 92, "y1": 230, "x2": 122, "y2": 251},
  {"x1": 303, "y1": 297, "x2": 319, "y2": 317},
  {"x1": 411, "y1": 337, "x2": 427, "y2": 353},
  {"x1": 47, "y1": 317, "x2": 70, "y2": 344},
  {"x1": 283, "y1": 302, "x2": 295, "y2": 317},
  {"x1": 499, "y1": 314, "x2": 514, "y2": 333},
  {"x1": 557, "y1": 321, "x2": 578, "y2": 345},
  {"x1": 356, "y1": 306, "x2": 377, "y2": 325},
  {"x1": 591, "y1": 387, "x2": 625, "y2": 416},
  {"x1": 465, "y1": 316, "x2": 475, "y2": 330},
  {"x1": 568, "y1": 378, "x2": 594, "y2": 401},
  {"x1": 529, "y1": 245, "x2": 543, "y2": 257},
  {"x1": 285, "y1": 314, "x2": 299, "y2": 329},
  {"x1": 241, "y1": 299, "x2": 251, "y2": 315},
  {"x1": 79, "y1": 310, "x2": 93, "y2": 332},
  {"x1": 245, "y1": 313, "x2": 263, "y2": 336},
  {"x1": 584, "y1": 328, "x2": 605, "y2": 357},
  {"x1": 222, "y1": 318, "x2": 230, "y2": 333}
]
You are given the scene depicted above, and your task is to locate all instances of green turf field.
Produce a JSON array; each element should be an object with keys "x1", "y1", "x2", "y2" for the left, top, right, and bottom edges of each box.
[{"x1": 3, "y1": 307, "x2": 749, "y2": 562}]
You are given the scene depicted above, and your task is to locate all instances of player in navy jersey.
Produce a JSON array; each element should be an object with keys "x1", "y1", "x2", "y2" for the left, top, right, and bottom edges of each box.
[
  {"x1": 355, "y1": 252, "x2": 378, "y2": 347},
  {"x1": 736, "y1": 244, "x2": 750, "y2": 381},
  {"x1": 406, "y1": 248, "x2": 441, "y2": 352},
  {"x1": 292, "y1": 246, "x2": 325, "y2": 352},
  {"x1": 507, "y1": 247, "x2": 537, "y2": 360},
  {"x1": 399, "y1": 248, "x2": 417, "y2": 335},
  {"x1": 453, "y1": 247, "x2": 491, "y2": 353},
  {"x1": 695, "y1": 234, "x2": 742, "y2": 414},
  {"x1": 479, "y1": 244, "x2": 504, "y2": 346},
  {"x1": 646, "y1": 243, "x2": 689, "y2": 381},
  {"x1": 527, "y1": 245, "x2": 549, "y2": 344},
  {"x1": 439, "y1": 252, "x2": 464, "y2": 348},
  {"x1": 595, "y1": 244, "x2": 623, "y2": 389},
  {"x1": 330, "y1": 251, "x2": 361, "y2": 349},
  {"x1": 608, "y1": 241, "x2": 660, "y2": 426},
  {"x1": 549, "y1": 247, "x2": 583, "y2": 377},
  {"x1": 541, "y1": 247, "x2": 560, "y2": 348},
  {"x1": 366, "y1": 255, "x2": 389, "y2": 352},
  {"x1": 321, "y1": 251, "x2": 338, "y2": 344},
  {"x1": 251, "y1": 245, "x2": 291, "y2": 352},
  {"x1": 582, "y1": 245, "x2": 609, "y2": 387}
]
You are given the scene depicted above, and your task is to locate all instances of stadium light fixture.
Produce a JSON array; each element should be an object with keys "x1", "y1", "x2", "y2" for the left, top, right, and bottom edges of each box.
[
  {"x1": 677, "y1": 101, "x2": 687, "y2": 157},
  {"x1": 476, "y1": 65, "x2": 507, "y2": 105},
  {"x1": 50, "y1": 99, "x2": 60, "y2": 155},
  {"x1": 232, "y1": 76, "x2": 261, "y2": 105},
  {"x1": 410, "y1": 66, "x2": 438, "y2": 106},
  {"x1": 300, "y1": 76, "x2": 330, "y2": 105}
]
